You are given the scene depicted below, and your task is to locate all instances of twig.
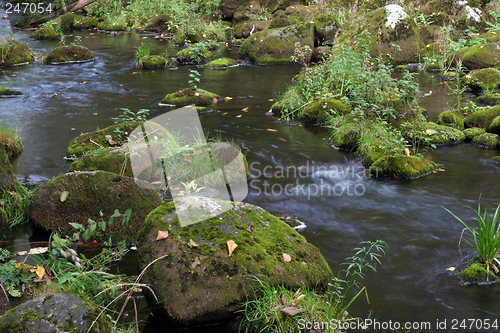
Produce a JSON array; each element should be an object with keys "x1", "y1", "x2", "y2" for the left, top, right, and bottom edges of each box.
[
  {"x1": 89, "y1": 138, "x2": 103, "y2": 148},
  {"x1": 0, "y1": 284, "x2": 9, "y2": 303}
]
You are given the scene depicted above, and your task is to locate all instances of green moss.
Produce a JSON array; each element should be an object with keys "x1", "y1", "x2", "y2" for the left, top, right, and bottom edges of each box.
[
  {"x1": 394, "y1": 64, "x2": 409, "y2": 72},
  {"x1": 372, "y1": 155, "x2": 439, "y2": 179},
  {"x1": 234, "y1": 20, "x2": 271, "y2": 39},
  {"x1": 464, "y1": 68, "x2": 500, "y2": 91},
  {"x1": 425, "y1": 61, "x2": 444, "y2": 71},
  {"x1": 0, "y1": 39, "x2": 33, "y2": 66},
  {"x1": 463, "y1": 127, "x2": 486, "y2": 141},
  {"x1": 437, "y1": 111, "x2": 464, "y2": 130},
  {"x1": 66, "y1": 121, "x2": 141, "y2": 157},
  {"x1": 299, "y1": 99, "x2": 349, "y2": 123},
  {"x1": 472, "y1": 132, "x2": 499, "y2": 148},
  {"x1": 456, "y1": 43, "x2": 500, "y2": 70},
  {"x1": 414, "y1": 122, "x2": 465, "y2": 145},
  {"x1": 480, "y1": 31, "x2": 500, "y2": 43},
  {"x1": 31, "y1": 26, "x2": 60, "y2": 40},
  {"x1": 0, "y1": 207, "x2": 7, "y2": 234},
  {"x1": 74, "y1": 17, "x2": 99, "y2": 29},
  {"x1": 464, "y1": 105, "x2": 500, "y2": 128},
  {"x1": 136, "y1": 200, "x2": 332, "y2": 325},
  {"x1": 0, "y1": 86, "x2": 23, "y2": 96},
  {"x1": 28, "y1": 171, "x2": 163, "y2": 243},
  {"x1": 137, "y1": 55, "x2": 166, "y2": 69},
  {"x1": 44, "y1": 45, "x2": 95, "y2": 64},
  {"x1": 160, "y1": 88, "x2": 219, "y2": 106},
  {"x1": 144, "y1": 14, "x2": 171, "y2": 32},
  {"x1": 204, "y1": 57, "x2": 238, "y2": 69},
  {"x1": 456, "y1": 261, "x2": 497, "y2": 284},
  {"x1": 97, "y1": 20, "x2": 125, "y2": 31},
  {"x1": 488, "y1": 115, "x2": 500, "y2": 134},
  {"x1": 491, "y1": 156, "x2": 500, "y2": 162},
  {"x1": 69, "y1": 147, "x2": 134, "y2": 177},
  {"x1": 175, "y1": 46, "x2": 213, "y2": 63},
  {"x1": 60, "y1": 13, "x2": 77, "y2": 30},
  {"x1": 478, "y1": 93, "x2": 500, "y2": 105},
  {"x1": 0, "y1": 145, "x2": 14, "y2": 189}
]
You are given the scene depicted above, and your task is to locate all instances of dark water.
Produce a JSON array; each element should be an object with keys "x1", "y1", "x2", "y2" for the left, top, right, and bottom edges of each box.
[{"x1": 2, "y1": 30, "x2": 500, "y2": 332}]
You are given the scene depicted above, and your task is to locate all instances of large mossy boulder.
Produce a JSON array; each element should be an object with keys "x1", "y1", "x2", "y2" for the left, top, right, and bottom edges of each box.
[
  {"x1": 464, "y1": 68, "x2": 500, "y2": 91},
  {"x1": 472, "y1": 132, "x2": 499, "y2": 148},
  {"x1": 437, "y1": 111, "x2": 464, "y2": 130},
  {"x1": 464, "y1": 105, "x2": 500, "y2": 129},
  {"x1": 69, "y1": 147, "x2": 133, "y2": 177},
  {"x1": 234, "y1": 20, "x2": 270, "y2": 39},
  {"x1": 456, "y1": 43, "x2": 500, "y2": 69},
  {"x1": 160, "y1": 88, "x2": 219, "y2": 106},
  {"x1": 0, "y1": 293, "x2": 112, "y2": 332},
  {"x1": 299, "y1": 99, "x2": 349, "y2": 123},
  {"x1": 28, "y1": 171, "x2": 162, "y2": 242},
  {"x1": 239, "y1": 22, "x2": 314, "y2": 64},
  {"x1": 31, "y1": 26, "x2": 60, "y2": 40},
  {"x1": 204, "y1": 57, "x2": 239, "y2": 69},
  {"x1": 60, "y1": 13, "x2": 77, "y2": 30},
  {"x1": 0, "y1": 39, "x2": 33, "y2": 66},
  {"x1": 372, "y1": 155, "x2": 439, "y2": 179},
  {"x1": 313, "y1": 13, "x2": 339, "y2": 45},
  {"x1": 74, "y1": 17, "x2": 99, "y2": 29},
  {"x1": 66, "y1": 121, "x2": 140, "y2": 157},
  {"x1": 44, "y1": 45, "x2": 95, "y2": 64},
  {"x1": 0, "y1": 145, "x2": 15, "y2": 190},
  {"x1": 488, "y1": 115, "x2": 500, "y2": 134},
  {"x1": 414, "y1": 122, "x2": 465, "y2": 145},
  {"x1": 136, "y1": 199, "x2": 332, "y2": 326},
  {"x1": 463, "y1": 127, "x2": 485, "y2": 141}
]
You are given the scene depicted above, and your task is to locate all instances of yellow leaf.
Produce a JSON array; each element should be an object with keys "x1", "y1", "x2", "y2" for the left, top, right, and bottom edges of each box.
[
  {"x1": 36, "y1": 266, "x2": 45, "y2": 279},
  {"x1": 242, "y1": 107, "x2": 248, "y2": 112},
  {"x1": 222, "y1": 112, "x2": 228, "y2": 115},
  {"x1": 425, "y1": 129, "x2": 436, "y2": 135},
  {"x1": 236, "y1": 115, "x2": 242, "y2": 118},
  {"x1": 278, "y1": 138, "x2": 287, "y2": 142},
  {"x1": 266, "y1": 129, "x2": 278, "y2": 132},
  {"x1": 295, "y1": 294, "x2": 306, "y2": 304},
  {"x1": 224, "y1": 96, "x2": 233, "y2": 101},
  {"x1": 446, "y1": 267, "x2": 455, "y2": 272},
  {"x1": 227, "y1": 240, "x2": 238, "y2": 256},
  {"x1": 17, "y1": 251, "x2": 27, "y2": 256},
  {"x1": 404, "y1": 148, "x2": 410, "y2": 156}
]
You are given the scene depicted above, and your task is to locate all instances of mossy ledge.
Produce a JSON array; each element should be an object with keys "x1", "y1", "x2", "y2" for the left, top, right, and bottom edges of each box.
[
  {"x1": 160, "y1": 88, "x2": 219, "y2": 106},
  {"x1": 44, "y1": 45, "x2": 95, "y2": 65},
  {"x1": 136, "y1": 199, "x2": 333, "y2": 326}
]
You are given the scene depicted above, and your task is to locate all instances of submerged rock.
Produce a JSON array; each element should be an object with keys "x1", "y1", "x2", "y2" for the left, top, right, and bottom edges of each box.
[
  {"x1": 136, "y1": 199, "x2": 332, "y2": 326},
  {"x1": 0, "y1": 39, "x2": 33, "y2": 66},
  {"x1": 44, "y1": 45, "x2": 95, "y2": 64},
  {"x1": 160, "y1": 88, "x2": 219, "y2": 106},
  {"x1": 29, "y1": 171, "x2": 162, "y2": 242},
  {"x1": 0, "y1": 293, "x2": 112, "y2": 332},
  {"x1": 204, "y1": 57, "x2": 238, "y2": 69}
]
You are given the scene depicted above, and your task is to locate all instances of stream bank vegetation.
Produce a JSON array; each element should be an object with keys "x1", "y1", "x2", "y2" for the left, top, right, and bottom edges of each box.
[
  {"x1": 240, "y1": 240, "x2": 387, "y2": 332},
  {"x1": 445, "y1": 201, "x2": 500, "y2": 285}
]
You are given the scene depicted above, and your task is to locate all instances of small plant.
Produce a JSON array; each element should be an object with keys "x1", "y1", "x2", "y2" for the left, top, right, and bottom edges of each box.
[
  {"x1": 413, "y1": 13, "x2": 433, "y2": 27},
  {"x1": 444, "y1": 201, "x2": 500, "y2": 281},
  {"x1": 112, "y1": 108, "x2": 150, "y2": 123},
  {"x1": 135, "y1": 42, "x2": 150, "y2": 67},
  {"x1": 188, "y1": 69, "x2": 201, "y2": 91},
  {"x1": 290, "y1": 42, "x2": 312, "y2": 67},
  {"x1": 70, "y1": 35, "x2": 82, "y2": 47},
  {"x1": 69, "y1": 209, "x2": 132, "y2": 242},
  {"x1": 180, "y1": 180, "x2": 205, "y2": 195},
  {"x1": 0, "y1": 184, "x2": 33, "y2": 227},
  {"x1": 0, "y1": 122, "x2": 23, "y2": 156}
]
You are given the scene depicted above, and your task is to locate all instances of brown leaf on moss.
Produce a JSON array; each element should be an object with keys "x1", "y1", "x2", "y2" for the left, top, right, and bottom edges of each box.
[
  {"x1": 156, "y1": 230, "x2": 169, "y2": 241},
  {"x1": 227, "y1": 240, "x2": 238, "y2": 256},
  {"x1": 187, "y1": 239, "x2": 198, "y2": 248},
  {"x1": 184, "y1": 155, "x2": 192, "y2": 163},
  {"x1": 283, "y1": 253, "x2": 291, "y2": 262}
]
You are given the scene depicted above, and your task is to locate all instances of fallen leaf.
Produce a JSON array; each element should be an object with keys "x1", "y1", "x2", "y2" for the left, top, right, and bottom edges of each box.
[
  {"x1": 236, "y1": 115, "x2": 242, "y2": 118},
  {"x1": 29, "y1": 247, "x2": 48, "y2": 255},
  {"x1": 192, "y1": 257, "x2": 201, "y2": 268},
  {"x1": 224, "y1": 96, "x2": 233, "y2": 101},
  {"x1": 425, "y1": 129, "x2": 436, "y2": 135},
  {"x1": 283, "y1": 253, "x2": 291, "y2": 262},
  {"x1": 156, "y1": 230, "x2": 169, "y2": 241},
  {"x1": 404, "y1": 147, "x2": 411, "y2": 156},
  {"x1": 266, "y1": 128, "x2": 278, "y2": 132},
  {"x1": 369, "y1": 216, "x2": 382, "y2": 220},
  {"x1": 17, "y1": 251, "x2": 27, "y2": 256},
  {"x1": 222, "y1": 112, "x2": 228, "y2": 115},
  {"x1": 108, "y1": 139, "x2": 118, "y2": 146},
  {"x1": 246, "y1": 225, "x2": 252, "y2": 233},
  {"x1": 242, "y1": 107, "x2": 248, "y2": 112},
  {"x1": 187, "y1": 239, "x2": 198, "y2": 248},
  {"x1": 60, "y1": 191, "x2": 69, "y2": 202},
  {"x1": 227, "y1": 240, "x2": 238, "y2": 256},
  {"x1": 439, "y1": 169, "x2": 445, "y2": 172},
  {"x1": 295, "y1": 294, "x2": 306, "y2": 304},
  {"x1": 35, "y1": 266, "x2": 45, "y2": 279},
  {"x1": 446, "y1": 267, "x2": 455, "y2": 272},
  {"x1": 195, "y1": 92, "x2": 200, "y2": 96},
  {"x1": 132, "y1": 72, "x2": 139, "y2": 74},
  {"x1": 301, "y1": 261, "x2": 307, "y2": 265},
  {"x1": 184, "y1": 155, "x2": 192, "y2": 163},
  {"x1": 281, "y1": 306, "x2": 304, "y2": 316},
  {"x1": 278, "y1": 138, "x2": 287, "y2": 142}
]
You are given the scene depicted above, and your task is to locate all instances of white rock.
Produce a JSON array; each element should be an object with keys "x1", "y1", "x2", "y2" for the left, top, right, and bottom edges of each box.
[
  {"x1": 385, "y1": 4, "x2": 408, "y2": 29},
  {"x1": 465, "y1": 5, "x2": 482, "y2": 22}
]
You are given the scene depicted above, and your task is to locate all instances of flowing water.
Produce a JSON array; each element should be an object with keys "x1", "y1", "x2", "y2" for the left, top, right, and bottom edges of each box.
[{"x1": 2, "y1": 30, "x2": 500, "y2": 332}]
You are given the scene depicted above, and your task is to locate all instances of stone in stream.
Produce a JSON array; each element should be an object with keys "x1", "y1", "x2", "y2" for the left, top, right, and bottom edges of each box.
[
  {"x1": 43, "y1": 45, "x2": 95, "y2": 65},
  {"x1": 0, "y1": 293, "x2": 112, "y2": 332},
  {"x1": 28, "y1": 171, "x2": 163, "y2": 243},
  {"x1": 0, "y1": 39, "x2": 33, "y2": 66},
  {"x1": 136, "y1": 199, "x2": 332, "y2": 326}
]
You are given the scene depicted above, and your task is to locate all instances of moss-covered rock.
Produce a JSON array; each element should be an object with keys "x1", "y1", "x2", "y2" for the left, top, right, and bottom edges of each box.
[
  {"x1": 477, "y1": 93, "x2": 500, "y2": 105},
  {"x1": 232, "y1": 0, "x2": 266, "y2": 24},
  {"x1": 220, "y1": 0, "x2": 248, "y2": 19},
  {"x1": 69, "y1": 147, "x2": 134, "y2": 177},
  {"x1": 144, "y1": 14, "x2": 171, "y2": 32},
  {"x1": 204, "y1": 57, "x2": 239, "y2": 70},
  {"x1": 0, "y1": 145, "x2": 15, "y2": 190},
  {"x1": 97, "y1": 20, "x2": 125, "y2": 31},
  {"x1": 66, "y1": 121, "x2": 141, "y2": 157},
  {"x1": 313, "y1": 13, "x2": 339, "y2": 45},
  {"x1": 491, "y1": 156, "x2": 500, "y2": 163},
  {"x1": 29, "y1": 171, "x2": 162, "y2": 242},
  {"x1": 136, "y1": 55, "x2": 167, "y2": 69},
  {"x1": 424, "y1": 61, "x2": 444, "y2": 71},
  {"x1": 174, "y1": 46, "x2": 213, "y2": 64},
  {"x1": 0, "y1": 39, "x2": 33, "y2": 66},
  {"x1": 0, "y1": 86, "x2": 23, "y2": 97},
  {"x1": 74, "y1": 17, "x2": 99, "y2": 29},
  {"x1": 455, "y1": 261, "x2": 498, "y2": 285},
  {"x1": 299, "y1": 99, "x2": 349, "y2": 123},
  {"x1": 0, "y1": 293, "x2": 112, "y2": 332},
  {"x1": 239, "y1": 23, "x2": 314, "y2": 64},
  {"x1": 456, "y1": 43, "x2": 500, "y2": 70},
  {"x1": 372, "y1": 155, "x2": 439, "y2": 179},
  {"x1": 44, "y1": 45, "x2": 95, "y2": 64},
  {"x1": 488, "y1": 115, "x2": 500, "y2": 135},
  {"x1": 31, "y1": 26, "x2": 60, "y2": 40},
  {"x1": 464, "y1": 105, "x2": 500, "y2": 128},
  {"x1": 437, "y1": 111, "x2": 464, "y2": 130},
  {"x1": 0, "y1": 207, "x2": 7, "y2": 235},
  {"x1": 472, "y1": 132, "x2": 499, "y2": 148},
  {"x1": 480, "y1": 31, "x2": 500, "y2": 44},
  {"x1": 464, "y1": 68, "x2": 500, "y2": 91},
  {"x1": 234, "y1": 20, "x2": 271, "y2": 39},
  {"x1": 136, "y1": 199, "x2": 332, "y2": 326},
  {"x1": 463, "y1": 127, "x2": 486, "y2": 141},
  {"x1": 413, "y1": 122, "x2": 465, "y2": 145},
  {"x1": 421, "y1": 0, "x2": 488, "y2": 31},
  {"x1": 160, "y1": 88, "x2": 219, "y2": 106},
  {"x1": 60, "y1": 13, "x2": 77, "y2": 30},
  {"x1": 394, "y1": 64, "x2": 409, "y2": 72},
  {"x1": 311, "y1": 46, "x2": 331, "y2": 61}
]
